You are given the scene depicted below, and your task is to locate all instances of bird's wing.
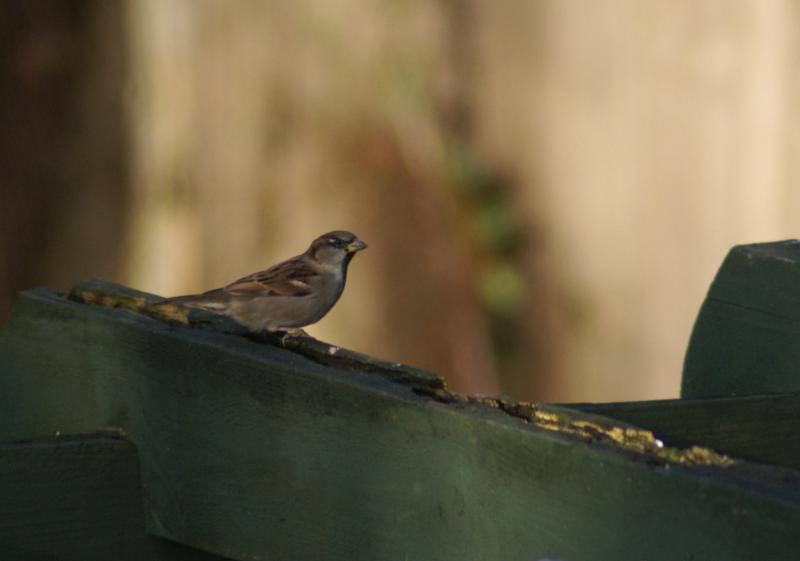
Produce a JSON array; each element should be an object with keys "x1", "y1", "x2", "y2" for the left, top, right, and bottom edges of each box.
[{"x1": 223, "y1": 257, "x2": 317, "y2": 297}]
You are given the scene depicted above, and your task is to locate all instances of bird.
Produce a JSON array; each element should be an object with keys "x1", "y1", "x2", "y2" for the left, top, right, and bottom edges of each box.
[{"x1": 157, "y1": 230, "x2": 367, "y2": 334}]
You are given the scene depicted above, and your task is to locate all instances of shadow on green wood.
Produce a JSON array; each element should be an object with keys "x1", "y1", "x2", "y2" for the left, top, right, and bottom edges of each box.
[{"x1": 0, "y1": 435, "x2": 229, "y2": 561}]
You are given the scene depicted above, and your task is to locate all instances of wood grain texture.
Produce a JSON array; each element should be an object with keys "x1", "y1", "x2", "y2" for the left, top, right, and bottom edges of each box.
[
  {"x1": 2, "y1": 286, "x2": 800, "y2": 560},
  {"x1": 573, "y1": 392, "x2": 800, "y2": 470},
  {"x1": 0, "y1": 435, "x2": 227, "y2": 561},
  {"x1": 683, "y1": 240, "x2": 800, "y2": 398}
]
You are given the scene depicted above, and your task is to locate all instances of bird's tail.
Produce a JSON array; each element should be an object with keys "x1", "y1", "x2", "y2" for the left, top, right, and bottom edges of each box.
[
  {"x1": 155, "y1": 294, "x2": 198, "y2": 305},
  {"x1": 153, "y1": 289, "x2": 228, "y2": 310}
]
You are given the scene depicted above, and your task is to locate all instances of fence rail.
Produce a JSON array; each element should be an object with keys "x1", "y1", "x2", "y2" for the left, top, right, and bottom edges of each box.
[{"x1": 2, "y1": 241, "x2": 799, "y2": 561}]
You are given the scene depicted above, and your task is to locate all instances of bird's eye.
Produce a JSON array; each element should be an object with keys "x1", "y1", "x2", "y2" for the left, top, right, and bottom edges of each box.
[{"x1": 329, "y1": 238, "x2": 343, "y2": 247}]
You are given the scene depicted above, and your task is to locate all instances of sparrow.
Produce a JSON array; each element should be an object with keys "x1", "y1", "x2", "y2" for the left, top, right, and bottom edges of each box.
[{"x1": 158, "y1": 230, "x2": 367, "y2": 333}]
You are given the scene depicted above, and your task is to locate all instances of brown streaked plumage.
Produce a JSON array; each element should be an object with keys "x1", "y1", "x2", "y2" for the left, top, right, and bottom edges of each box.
[{"x1": 159, "y1": 231, "x2": 367, "y2": 332}]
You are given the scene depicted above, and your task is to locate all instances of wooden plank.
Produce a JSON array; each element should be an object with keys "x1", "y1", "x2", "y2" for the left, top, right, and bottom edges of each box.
[
  {"x1": 0, "y1": 435, "x2": 228, "y2": 561},
  {"x1": 0, "y1": 436, "x2": 145, "y2": 561},
  {"x1": 683, "y1": 240, "x2": 800, "y2": 398},
  {"x1": 572, "y1": 392, "x2": 800, "y2": 470},
  {"x1": 2, "y1": 283, "x2": 800, "y2": 561}
]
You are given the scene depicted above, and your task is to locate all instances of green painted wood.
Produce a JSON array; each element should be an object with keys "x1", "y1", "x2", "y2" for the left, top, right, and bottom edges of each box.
[
  {"x1": 2, "y1": 285, "x2": 800, "y2": 560},
  {"x1": 0, "y1": 435, "x2": 228, "y2": 561},
  {"x1": 68, "y1": 277, "x2": 446, "y2": 391},
  {"x1": 683, "y1": 240, "x2": 800, "y2": 398},
  {"x1": 573, "y1": 392, "x2": 800, "y2": 470}
]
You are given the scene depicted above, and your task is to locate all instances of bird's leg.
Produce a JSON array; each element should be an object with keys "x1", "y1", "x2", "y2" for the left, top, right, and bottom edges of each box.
[{"x1": 279, "y1": 328, "x2": 310, "y2": 346}]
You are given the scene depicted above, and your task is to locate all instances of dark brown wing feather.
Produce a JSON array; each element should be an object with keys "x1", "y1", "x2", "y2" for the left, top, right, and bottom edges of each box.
[{"x1": 223, "y1": 256, "x2": 318, "y2": 297}]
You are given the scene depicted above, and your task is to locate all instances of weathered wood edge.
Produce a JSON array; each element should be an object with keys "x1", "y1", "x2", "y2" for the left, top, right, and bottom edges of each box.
[
  {"x1": 571, "y1": 392, "x2": 800, "y2": 470},
  {"x1": 67, "y1": 278, "x2": 445, "y2": 391}
]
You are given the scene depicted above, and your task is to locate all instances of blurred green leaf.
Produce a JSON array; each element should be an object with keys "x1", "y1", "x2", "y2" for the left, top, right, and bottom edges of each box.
[{"x1": 479, "y1": 261, "x2": 526, "y2": 317}]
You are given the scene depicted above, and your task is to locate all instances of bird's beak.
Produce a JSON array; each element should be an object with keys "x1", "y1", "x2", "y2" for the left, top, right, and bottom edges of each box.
[{"x1": 346, "y1": 239, "x2": 367, "y2": 253}]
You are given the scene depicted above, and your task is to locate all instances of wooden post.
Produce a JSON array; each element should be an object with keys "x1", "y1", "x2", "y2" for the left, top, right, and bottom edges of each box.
[{"x1": 683, "y1": 240, "x2": 800, "y2": 398}]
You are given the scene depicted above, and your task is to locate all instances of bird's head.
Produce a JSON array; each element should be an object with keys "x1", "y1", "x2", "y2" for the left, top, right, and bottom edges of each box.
[{"x1": 308, "y1": 230, "x2": 367, "y2": 268}]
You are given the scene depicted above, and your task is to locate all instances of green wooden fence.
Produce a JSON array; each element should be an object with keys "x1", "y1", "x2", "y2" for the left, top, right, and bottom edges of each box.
[{"x1": 1, "y1": 241, "x2": 799, "y2": 561}]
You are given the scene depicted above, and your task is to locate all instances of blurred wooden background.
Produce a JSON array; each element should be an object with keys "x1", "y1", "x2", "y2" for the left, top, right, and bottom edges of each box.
[{"x1": 2, "y1": 0, "x2": 798, "y2": 403}]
